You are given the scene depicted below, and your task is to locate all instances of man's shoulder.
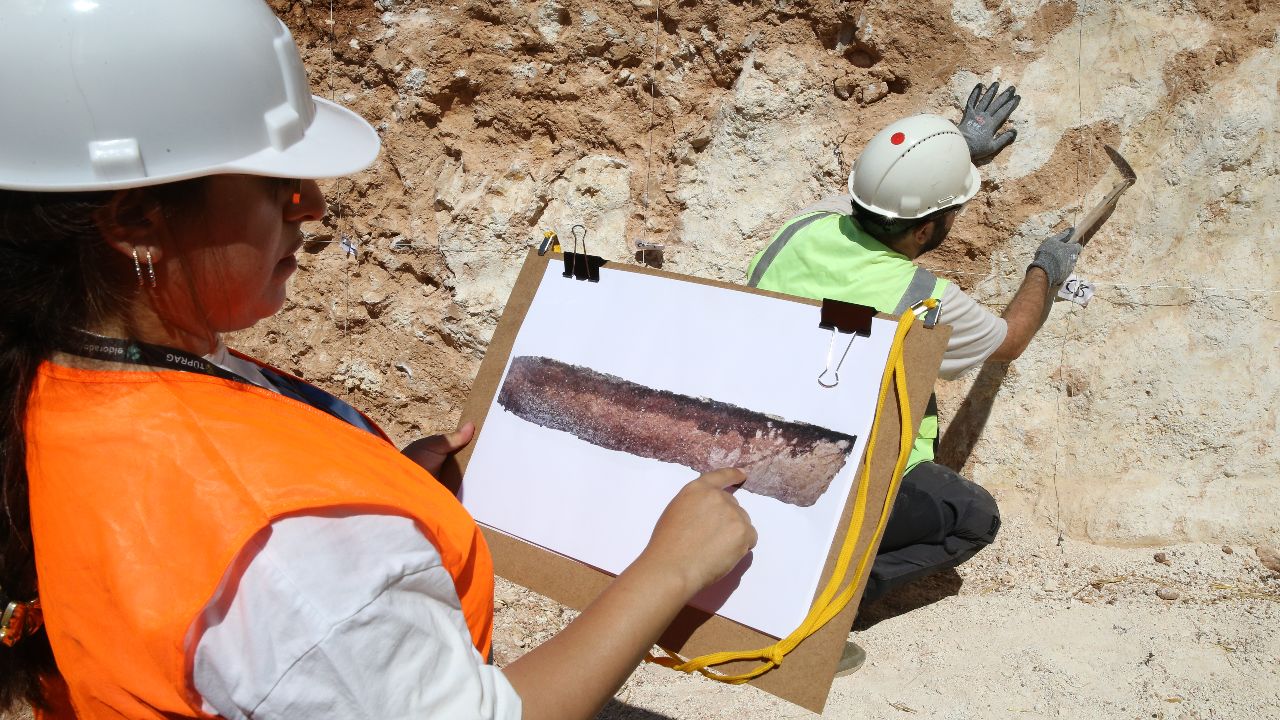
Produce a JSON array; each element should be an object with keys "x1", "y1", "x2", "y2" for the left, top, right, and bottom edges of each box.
[
  {"x1": 792, "y1": 193, "x2": 854, "y2": 218},
  {"x1": 776, "y1": 194, "x2": 857, "y2": 242}
]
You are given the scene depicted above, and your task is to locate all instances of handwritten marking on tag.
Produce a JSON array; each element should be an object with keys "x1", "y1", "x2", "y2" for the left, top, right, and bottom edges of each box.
[
  {"x1": 340, "y1": 236, "x2": 358, "y2": 258},
  {"x1": 1058, "y1": 274, "x2": 1095, "y2": 307}
]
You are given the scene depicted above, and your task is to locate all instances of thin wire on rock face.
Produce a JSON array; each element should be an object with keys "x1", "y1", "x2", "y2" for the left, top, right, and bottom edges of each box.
[
  {"x1": 640, "y1": 2, "x2": 661, "y2": 252},
  {"x1": 323, "y1": 0, "x2": 354, "y2": 337},
  {"x1": 1075, "y1": 0, "x2": 1086, "y2": 230},
  {"x1": 1050, "y1": 0, "x2": 1090, "y2": 550}
]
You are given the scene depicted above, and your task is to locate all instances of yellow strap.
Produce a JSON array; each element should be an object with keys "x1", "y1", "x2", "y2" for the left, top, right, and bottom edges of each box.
[{"x1": 646, "y1": 302, "x2": 929, "y2": 682}]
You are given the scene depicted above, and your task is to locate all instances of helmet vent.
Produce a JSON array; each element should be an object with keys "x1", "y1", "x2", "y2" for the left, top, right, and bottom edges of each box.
[
  {"x1": 900, "y1": 130, "x2": 962, "y2": 156},
  {"x1": 848, "y1": 115, "x2": 978, "y2": 221}
]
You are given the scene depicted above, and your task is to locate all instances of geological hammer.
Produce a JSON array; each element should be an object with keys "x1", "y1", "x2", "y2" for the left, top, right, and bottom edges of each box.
[{"x1": 1071, "y1": 144, "x2": 1138, "y2": 246}]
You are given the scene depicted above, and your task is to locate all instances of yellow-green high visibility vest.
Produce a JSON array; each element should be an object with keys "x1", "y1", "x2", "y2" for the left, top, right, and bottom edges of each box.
[{"x1": 747, "y1": 211, "x2": 948, "y2": 473}]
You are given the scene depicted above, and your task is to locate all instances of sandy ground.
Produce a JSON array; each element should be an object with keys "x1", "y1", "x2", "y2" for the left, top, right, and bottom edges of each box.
[{"x1": 494, "y1": 513, "x2": 1280, "y2": 719}]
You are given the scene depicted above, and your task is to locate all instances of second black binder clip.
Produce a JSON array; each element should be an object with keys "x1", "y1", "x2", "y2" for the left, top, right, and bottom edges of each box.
[
  {"x1": 561, "y1": 224, "x2": 604, "y2": 282},
  {"x1": 817, "y1": 299, "x2": 874, "y2": 388}
]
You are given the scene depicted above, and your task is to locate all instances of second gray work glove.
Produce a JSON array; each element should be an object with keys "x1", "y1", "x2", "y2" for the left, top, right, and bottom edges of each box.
[
  {"x1": 959, "y1": 81, "x2": 1021, "y2": 162},
  {"x1": 1028, "y1": 228, "x2": 1080, "y2": 287}
]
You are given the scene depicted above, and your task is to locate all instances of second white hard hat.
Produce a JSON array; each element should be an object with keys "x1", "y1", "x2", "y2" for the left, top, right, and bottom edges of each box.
[
  {"x1": 0, "y1": 0, "x2": 380, "y2": 192},
  {"x1": 848, "y1": 114, "x2": 980, "y2": 220}
]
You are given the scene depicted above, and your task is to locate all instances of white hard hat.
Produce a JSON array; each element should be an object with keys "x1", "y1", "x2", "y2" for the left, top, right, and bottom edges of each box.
[
  {"x1": 848, "y1": 114, "x2": 980, "y2": 220},
  {"x1": 0, "y1": 0, "x2": 380, "y2": 192}
]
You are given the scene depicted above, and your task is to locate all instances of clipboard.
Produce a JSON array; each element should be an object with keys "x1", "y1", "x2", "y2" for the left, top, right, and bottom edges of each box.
[{"x1": 445, "y1": 249, "x2": 949, "y2": 712}]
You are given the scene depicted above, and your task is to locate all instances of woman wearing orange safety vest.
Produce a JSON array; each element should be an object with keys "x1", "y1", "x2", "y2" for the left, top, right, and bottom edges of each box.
[{"x1": 0, "y1": 2, "x2": 756, "y2": 719}]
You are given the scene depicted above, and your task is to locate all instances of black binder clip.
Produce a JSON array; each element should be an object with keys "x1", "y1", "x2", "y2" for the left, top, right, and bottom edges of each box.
[
  {"x1": 562, "y1": 224, "x2": 604, "y2": 282},
  {"x1": 817, "y1": 299, "x2": 875, "y2": 388},
  {"x1": 819, "y1": 299, "x2": 874, "y2": 336}
]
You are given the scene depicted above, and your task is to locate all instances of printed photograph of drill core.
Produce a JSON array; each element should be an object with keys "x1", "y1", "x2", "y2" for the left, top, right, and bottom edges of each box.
[
  {"x1": 497, "y1": 355, "x2": 856, "y2": 507},
  {"x1": 461, "y1": 263, "x2": 896, "y2": 637}
]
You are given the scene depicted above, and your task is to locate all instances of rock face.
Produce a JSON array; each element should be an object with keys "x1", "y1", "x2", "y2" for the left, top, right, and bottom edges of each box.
[{"x1": 241, "y1": 0, "x2": 1280, "y2": 548}]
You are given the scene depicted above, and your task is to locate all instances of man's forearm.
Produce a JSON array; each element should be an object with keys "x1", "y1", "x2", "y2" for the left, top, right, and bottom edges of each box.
[{"x1": 987, "y1": 267, "x2": 1052, "y2": 362}]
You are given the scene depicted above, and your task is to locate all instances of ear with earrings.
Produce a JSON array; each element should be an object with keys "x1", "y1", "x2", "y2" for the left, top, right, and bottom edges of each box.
[{"x1": 132, "y1": 248, "x2": 157, "y2": 289}]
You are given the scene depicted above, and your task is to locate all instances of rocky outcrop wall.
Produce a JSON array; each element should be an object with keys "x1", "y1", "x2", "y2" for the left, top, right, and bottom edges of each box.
[{"x1": 246, "y1": 0, "x2": 1279, "y2": 546}]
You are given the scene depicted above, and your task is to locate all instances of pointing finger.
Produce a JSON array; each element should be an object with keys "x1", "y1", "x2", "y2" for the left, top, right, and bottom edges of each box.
[{"x1": 701, "y1": 468, "x2": 748, "y2": 490}]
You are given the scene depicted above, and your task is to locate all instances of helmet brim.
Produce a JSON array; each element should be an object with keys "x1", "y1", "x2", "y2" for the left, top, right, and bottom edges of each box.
[
  {"x1": 1, "y1": 97, "x2": 381, "y2": 192},
  {"x1": 849, "y1": 162, "x2": 980, "y2": 220},
  {"x1": 222, "y1": 97, "x2": 381, "y2": 181}
]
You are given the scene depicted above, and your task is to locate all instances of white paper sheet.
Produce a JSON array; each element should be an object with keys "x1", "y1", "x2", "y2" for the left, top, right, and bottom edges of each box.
[{"x1": 462, "y1": 264, "x2": 895, "y2": 639}]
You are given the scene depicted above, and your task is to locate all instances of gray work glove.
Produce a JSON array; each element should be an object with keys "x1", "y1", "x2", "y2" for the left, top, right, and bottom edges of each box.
[
  {"x1": 959, "y1": 81, "x2": 1021, "y2": 162},
  {"x1": 1028, "y1": 228, "x2": 1080, "y2": 287}
]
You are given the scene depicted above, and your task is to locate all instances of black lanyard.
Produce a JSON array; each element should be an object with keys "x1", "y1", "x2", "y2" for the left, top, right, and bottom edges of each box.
[
  {"x1": 64, "y1": 330, "x2": 249, "y2": 384},
  {"x1": 61, "y1": 330, "x2": 383, "y2": 438}
]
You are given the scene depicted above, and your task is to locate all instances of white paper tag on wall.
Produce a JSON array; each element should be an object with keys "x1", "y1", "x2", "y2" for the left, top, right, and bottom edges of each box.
[{"x1": 1057, "y1": 274, "x2": 1095, "y2": 307}]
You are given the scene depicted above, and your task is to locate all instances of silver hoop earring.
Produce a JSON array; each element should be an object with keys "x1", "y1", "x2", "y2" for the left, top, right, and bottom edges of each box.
[
  {"x1": 145, "y1": 250, "x2": 157, "y2": 289},
  {"x1": 132, "y1": 248, "x2": 144, "y2": 288}
]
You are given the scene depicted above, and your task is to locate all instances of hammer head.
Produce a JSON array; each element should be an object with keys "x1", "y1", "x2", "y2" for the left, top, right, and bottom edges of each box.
[{"x1": 1104, "y1": 144, "x2": 1137, "y2": 185}]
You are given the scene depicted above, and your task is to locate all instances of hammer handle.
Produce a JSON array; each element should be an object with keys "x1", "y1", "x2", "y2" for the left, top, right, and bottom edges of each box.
[{"x1": 1072, "y1": 179, "x2": 1134, "y2": 247}]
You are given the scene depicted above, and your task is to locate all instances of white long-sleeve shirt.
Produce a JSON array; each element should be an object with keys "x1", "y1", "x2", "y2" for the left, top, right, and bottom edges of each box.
[{"x1": 193, "y1": 347, "x2": 521, "y2": 719}]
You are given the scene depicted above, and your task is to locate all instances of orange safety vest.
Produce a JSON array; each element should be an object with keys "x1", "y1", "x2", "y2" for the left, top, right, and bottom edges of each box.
[{"x1": 25, "y1": 360, "x2": 494, "y2": 719}]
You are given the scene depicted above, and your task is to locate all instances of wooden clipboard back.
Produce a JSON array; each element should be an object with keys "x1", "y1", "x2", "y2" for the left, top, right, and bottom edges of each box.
[{"x1": 447, "y1": 249, "x2": 949, "y2": 712}]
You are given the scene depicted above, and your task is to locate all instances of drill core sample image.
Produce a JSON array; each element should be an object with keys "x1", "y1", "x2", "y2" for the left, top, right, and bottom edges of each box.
[{"x1": 496, "y1": 355, "x2": 856, "y2": 507}]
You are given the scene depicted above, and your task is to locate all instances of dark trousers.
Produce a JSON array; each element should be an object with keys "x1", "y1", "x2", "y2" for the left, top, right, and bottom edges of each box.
[{"x1": 861, "y1": 461, "x2": 1001, "y2": 605}]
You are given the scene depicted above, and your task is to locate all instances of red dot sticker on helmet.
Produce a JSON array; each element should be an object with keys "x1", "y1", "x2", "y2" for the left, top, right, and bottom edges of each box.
[{"x1": 891, "y1": 132, "x2": 905, "y2": 145}]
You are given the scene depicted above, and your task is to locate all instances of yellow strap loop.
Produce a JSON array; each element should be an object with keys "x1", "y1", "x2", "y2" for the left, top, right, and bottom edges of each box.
[{"x1": 647, "y1": 302, "x2": 929, "y2": 682}]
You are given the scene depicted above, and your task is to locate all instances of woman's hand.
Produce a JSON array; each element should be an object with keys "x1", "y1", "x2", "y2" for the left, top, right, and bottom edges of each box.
[
  {"x1": 400, "y1": 421, "x2": 475, "y2": 478},
  {"x1": 504, "y1": 468, "x2": 757, "y2": 720},
  {"x1": 635, "y1": 468, "x2": 759, "y2": 596}
]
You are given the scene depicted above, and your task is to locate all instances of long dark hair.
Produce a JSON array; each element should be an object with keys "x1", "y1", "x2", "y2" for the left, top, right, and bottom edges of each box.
[{"x1": 0, "y1": 189, "x2": 137, "y2": 709}]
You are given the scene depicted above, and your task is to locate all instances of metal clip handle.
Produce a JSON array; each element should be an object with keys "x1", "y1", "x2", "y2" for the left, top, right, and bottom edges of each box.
[
  {"x1": 537, "y1": 230, "x2": 561, "y2": 256},
  {"x1": 818, "y1": 327, "x2": 857, "y2": 388},
  {"x1": 910, "y1": 298, "x2": 942, "y2": 328}
]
